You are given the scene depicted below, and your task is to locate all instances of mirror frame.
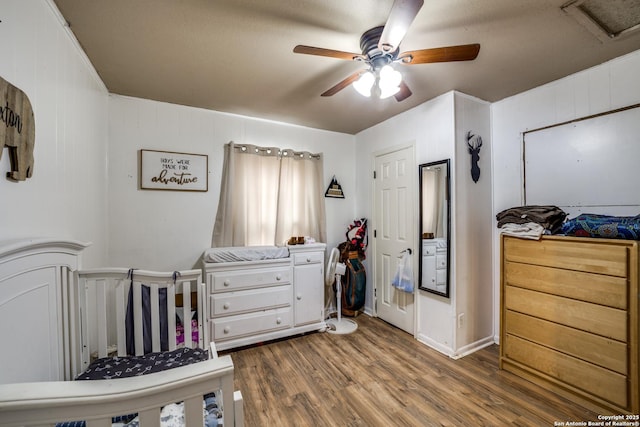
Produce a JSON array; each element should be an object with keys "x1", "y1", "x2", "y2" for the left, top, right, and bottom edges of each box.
[{"x1": 418, "y1": 159, "x2": 451, "y2": 298}]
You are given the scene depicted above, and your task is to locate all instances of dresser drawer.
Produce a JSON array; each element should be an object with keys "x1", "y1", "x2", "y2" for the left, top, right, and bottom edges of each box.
[
  {"x1": 503, "y1": 236, "x2": 629, "y2": 277},
  {"x1": 504, "y1": 285, "x2": 627, "y2": 342},
  {"x1": 422, "y1": 245, "x2": 436, "y2": 256},
  {"x1": 504, "y1": 260, "x2": 627, "y2": 309},
  {"x1": 209, "y1": 266, "x2": 291, "y2": 292},
  {"x1": 504, "y1": 334, "x2": 628, "y2": 409},
  {"x1": 210, "y1": 307, "x2": 292, "y2": 341},
  {"x1": 293, "y1": 251, "x2": 323, "y2": 265},
  {"x1": 504, "y1": 310, "x2": 627, "y2": 375},
  {"x1": 210, "y1": 285, "x2": 291, "y2": 317}
]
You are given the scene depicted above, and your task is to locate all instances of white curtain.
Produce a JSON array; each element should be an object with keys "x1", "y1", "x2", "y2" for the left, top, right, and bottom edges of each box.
[{"x1": 212, "y1": 142, "x2": 326, "y2": 247}]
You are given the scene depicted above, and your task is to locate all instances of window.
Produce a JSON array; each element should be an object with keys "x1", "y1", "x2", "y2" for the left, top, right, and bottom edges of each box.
[{"x1": 212, "y1": 142, "x2": 326, "y2": 246}]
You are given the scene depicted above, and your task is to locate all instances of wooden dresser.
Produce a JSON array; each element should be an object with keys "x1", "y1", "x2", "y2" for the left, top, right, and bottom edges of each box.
[{"x1": 500, "y1": 235, "x2": 639, "y2": 414}]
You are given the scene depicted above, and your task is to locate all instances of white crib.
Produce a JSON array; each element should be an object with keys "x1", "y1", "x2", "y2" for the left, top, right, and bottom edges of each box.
[
  {"x1": 73, "y1": 268, "x2": 208, "y2": 375},
  {"x1": 0, "y1": 239, "x2": 244, "y2": 427}
]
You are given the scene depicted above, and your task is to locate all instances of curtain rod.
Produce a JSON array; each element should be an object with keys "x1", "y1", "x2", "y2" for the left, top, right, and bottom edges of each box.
[{"x1": 228, "y1": 141, "x2": 322, "y2": 160}]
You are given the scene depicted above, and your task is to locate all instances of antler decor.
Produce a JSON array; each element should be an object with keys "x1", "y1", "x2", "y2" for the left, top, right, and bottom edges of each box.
[{"x1": 466, "y1": 131, "x2": 482, "y2": 183}]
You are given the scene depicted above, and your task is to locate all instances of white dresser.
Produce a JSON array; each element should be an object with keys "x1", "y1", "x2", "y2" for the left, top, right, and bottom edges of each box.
[
  {"x1": 421, "y1": 238, "x2": 447, "y2": 294},
  {"x1": 204, "y1": 243, "x2": 326, "y2": 350}
]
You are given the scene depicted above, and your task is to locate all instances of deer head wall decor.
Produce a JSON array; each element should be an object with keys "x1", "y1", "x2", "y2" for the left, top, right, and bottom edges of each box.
[{"x1": 466, "y1": 131, "x2": 482, "y2": 183}]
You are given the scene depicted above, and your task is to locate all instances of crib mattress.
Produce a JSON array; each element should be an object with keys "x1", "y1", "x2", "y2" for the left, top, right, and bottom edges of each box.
[
  {"x1": 204, "y1": 245, "x2": 290, "y2": 263},
  {"x1": 76, "y1": 347, "x2": 208, "y2": 380}
]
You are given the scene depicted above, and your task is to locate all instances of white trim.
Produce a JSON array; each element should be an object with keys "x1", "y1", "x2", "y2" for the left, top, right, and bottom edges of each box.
[
  {"x1": 416, "y1": 333, "x2": 454, "y2": 357},
  {"x1": 450, "y1": 336, "x2": 496, "y2": 360}
]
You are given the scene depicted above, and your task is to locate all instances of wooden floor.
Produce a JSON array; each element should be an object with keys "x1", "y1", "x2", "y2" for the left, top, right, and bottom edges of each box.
[{"x1": 225, "y1": 315, "x2": 599, "y2": 426}]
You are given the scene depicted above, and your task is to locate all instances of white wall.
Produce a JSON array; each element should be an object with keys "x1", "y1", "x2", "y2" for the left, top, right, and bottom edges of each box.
[
  {"x1": 107, "y1": 95, "x2": 356, "y2": 270},
  {"x1": 452, "y1": 93, "x2": 492, "y2": 355},
  {"x1": 0, "y1": 0, "x2": 109, "y2": 267},
  {"x1": 491, "y1": 49, "x2": 640, "y2": 340},
  {"x1": 355, "y1": 92, "x2": 493, "y2": 357},
  {"x1": 355, "y1": 92, "x2": 455, "y2": 317}
]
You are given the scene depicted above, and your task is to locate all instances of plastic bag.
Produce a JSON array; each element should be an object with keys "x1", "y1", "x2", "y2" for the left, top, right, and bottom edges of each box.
[{"x1": 391, "y1": 250, "x2": 414, "y2": 293}]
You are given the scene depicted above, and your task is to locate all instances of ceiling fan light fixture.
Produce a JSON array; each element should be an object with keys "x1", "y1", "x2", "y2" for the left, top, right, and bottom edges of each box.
[
  {"x1": 379, "y1": 84, "x2": 401, "y2": 99},
  {"x1": 379, "y1": 65, "x2": 402, "y2": 87},
  {"x1": 353, "y1": 71, "x2": 375, "y2": 97},
  {"x1": 378, "y1": 65, "x2": 402, "y2": 99}
]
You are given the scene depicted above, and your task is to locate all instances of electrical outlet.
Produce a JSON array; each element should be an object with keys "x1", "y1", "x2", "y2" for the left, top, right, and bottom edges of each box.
[{"x1": 457, "y1": 313, "x2": 465, "y2": 329}]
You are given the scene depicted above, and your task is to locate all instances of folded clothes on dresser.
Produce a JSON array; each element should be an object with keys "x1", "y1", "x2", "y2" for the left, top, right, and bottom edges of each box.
[{"x1": 496, "y1": 205, "x2": 567, "y2": 237}]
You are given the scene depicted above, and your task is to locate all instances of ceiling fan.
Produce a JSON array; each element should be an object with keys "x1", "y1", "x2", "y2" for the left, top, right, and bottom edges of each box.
[{"x1": 293, "y1": 0, "x2": 480, "y2": 102}]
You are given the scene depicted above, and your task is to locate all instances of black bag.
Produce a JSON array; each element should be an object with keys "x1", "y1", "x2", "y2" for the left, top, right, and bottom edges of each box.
[{"x1": 338, "y1": 243, "x2": 366, "y2": 316}]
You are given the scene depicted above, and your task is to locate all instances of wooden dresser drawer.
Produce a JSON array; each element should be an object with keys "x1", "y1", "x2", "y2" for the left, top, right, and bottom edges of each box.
[
  {"x1": 504, "y1": 334, "x2": 628, "y2": 408},
  {"x1": 209, "y1": 266, "x2": 291, "y2": 292},
  {"x1": 210, "y1": 307, "x2": 293, "y2": 341},
  {"x1": 503, "y1": 236, "x2": 629, "y2": 277},
  {"x1": 504, "y1": 310, "x2": 627, "y2": 374},
  {"x1": 210, "y1": 285, "x2": 291, "y2": 317},
  {"x1": 504, "y1": 260, "x2": 627, "y2": 309},
  {"x1": 504, "y1": 285, "x2": 627, "y2": 341}
]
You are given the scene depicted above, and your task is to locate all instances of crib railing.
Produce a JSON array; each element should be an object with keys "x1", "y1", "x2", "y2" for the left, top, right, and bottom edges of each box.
[
  {"x1": 72, "y1": 268, "x2": 207, "y2": 378},
  {"x1": 0, "y1": 355, "x2": 236, "y2": 427}
]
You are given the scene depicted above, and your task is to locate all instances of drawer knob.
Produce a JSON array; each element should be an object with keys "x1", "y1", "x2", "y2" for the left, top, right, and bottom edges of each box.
[
  {"x1": 276, "y1": 274, "x2": 282, "y2": 281},
  {"x1": 223, "y1": 326, "x2": 230, "y2": 334},
  {"x1": 223, "y1": 302, "x2": 230, "y2": 310},
  {"x1": 306, "y1": 257, "x2": 311, "y2": 262},
  {"x1": 276, "y1": 317, "x2": 282, "y2": 325},
  {"x1": 296, "y1": 294, "x2": 302, "y2": 300},
  {"x1": 223, "y1": 280, "x2": 230, "y2": 287}
]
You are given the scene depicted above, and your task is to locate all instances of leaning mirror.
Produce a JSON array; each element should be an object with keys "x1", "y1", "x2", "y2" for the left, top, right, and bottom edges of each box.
[{"x1": 418, "y1": 159, "x2": 451, "y2": 297}]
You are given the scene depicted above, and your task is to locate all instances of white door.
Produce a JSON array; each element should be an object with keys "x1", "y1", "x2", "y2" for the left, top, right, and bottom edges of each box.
[{"x1": 373, "y1": 145, "x2": 415, "y2": 334}]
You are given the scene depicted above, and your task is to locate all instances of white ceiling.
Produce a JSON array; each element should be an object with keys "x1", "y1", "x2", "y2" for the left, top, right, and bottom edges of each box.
[{"x1": 52, "y1": 0, "x2": 640, "y2": 135}]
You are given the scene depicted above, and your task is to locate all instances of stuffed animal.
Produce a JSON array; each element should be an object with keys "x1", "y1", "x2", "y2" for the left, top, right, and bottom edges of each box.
[{"x1": 345, "y1": 218, "x2": 368, "y2": 259}]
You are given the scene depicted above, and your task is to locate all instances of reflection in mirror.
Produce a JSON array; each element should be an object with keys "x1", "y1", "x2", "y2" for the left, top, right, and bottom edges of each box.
[{"x1": 418, "y1": 159, "x2": 451, "y2": 298}]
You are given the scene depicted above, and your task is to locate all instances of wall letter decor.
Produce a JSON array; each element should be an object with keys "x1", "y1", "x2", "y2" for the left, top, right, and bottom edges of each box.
[
  {"x1": 0, "y1": 75, "x2": 35, "y2": 181},
  {"x1": 140, "y1": 149, "x2": 208, "y2": 191}
]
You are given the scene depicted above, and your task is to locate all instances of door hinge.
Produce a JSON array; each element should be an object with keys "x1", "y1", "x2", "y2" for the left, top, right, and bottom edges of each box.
[
  {"x1": 373, "y1": 170, "x2": 376, "y2": 179},
  {"x1": 374, "y1": 229, "x2": 377, "y2": 238}
]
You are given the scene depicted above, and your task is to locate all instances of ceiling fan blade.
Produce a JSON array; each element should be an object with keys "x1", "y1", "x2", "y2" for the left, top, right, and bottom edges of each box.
[
  {"x1": 378, "y1": 0, "x2": 424, "y2": 52},
  {"x1": 321, "y1": 71, "x2": 363, "y2": 97},
  {"x1": 293, "y1": 45, "x2": 364, "y2": 61},
  {"x1": 394, "y1": 81, "x2": 412, "y2": 102},
  {"x1": 400, "y1": 43, "x2": 480, "y2": 64}
]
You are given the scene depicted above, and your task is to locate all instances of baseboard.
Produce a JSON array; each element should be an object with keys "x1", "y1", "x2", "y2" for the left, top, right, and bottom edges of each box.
[
  {"x1": 416, "y1": 333, "x2": 455, "y2": 358},
  {"x1": 450, "y1": 335, "x2": 496, "y2": 359}
]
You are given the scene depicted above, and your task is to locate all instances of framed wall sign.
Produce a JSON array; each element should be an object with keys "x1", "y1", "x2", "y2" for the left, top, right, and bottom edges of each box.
[{"x1": 140, "y1": 149, "x2": 208, "y2": 192}]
